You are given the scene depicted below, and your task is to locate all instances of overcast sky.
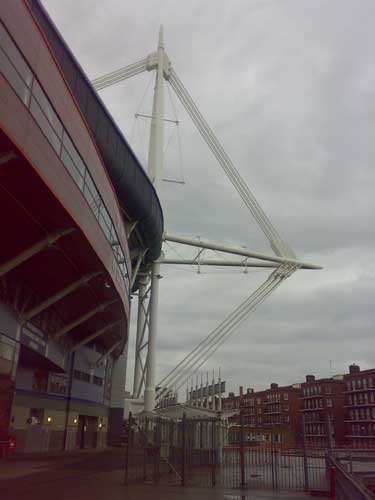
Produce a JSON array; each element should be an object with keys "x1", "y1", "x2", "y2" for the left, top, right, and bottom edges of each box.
[{"x1": 43, "y1": 0, "x2": 375, "y2": 397}]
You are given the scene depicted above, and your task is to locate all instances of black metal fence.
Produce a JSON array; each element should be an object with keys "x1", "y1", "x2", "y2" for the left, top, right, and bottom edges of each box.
[{"x1": 124, "y1": 413, "x2": 330, "y2": 493}]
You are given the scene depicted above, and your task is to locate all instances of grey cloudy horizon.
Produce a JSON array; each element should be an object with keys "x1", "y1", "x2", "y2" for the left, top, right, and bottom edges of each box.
[{"x1": 42, "y1": 0, "x2": 375, "y2": 395}]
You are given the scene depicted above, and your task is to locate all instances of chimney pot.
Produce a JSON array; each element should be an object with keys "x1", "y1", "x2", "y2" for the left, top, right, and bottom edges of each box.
[{"x1": 349, "y1": 364, "x2": 360, "y2": 374}]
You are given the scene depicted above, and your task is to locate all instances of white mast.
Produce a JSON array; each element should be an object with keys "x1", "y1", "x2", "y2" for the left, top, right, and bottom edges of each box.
[
  {"x1": 92, "y1": 27, "x2": 320, "y2": 412},
  {"x1": 144, "y1": 26, "x2": 165, "y2": 412}
]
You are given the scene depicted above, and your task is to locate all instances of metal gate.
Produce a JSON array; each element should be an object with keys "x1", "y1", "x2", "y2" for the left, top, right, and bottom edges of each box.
[{"x1": 124, "y1": 413, "x2": 328, "y2": 493}]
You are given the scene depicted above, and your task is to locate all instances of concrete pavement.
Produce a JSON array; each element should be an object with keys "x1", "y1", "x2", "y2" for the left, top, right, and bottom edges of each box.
[{"x1": 0, "y1": 448, "x2": 325, "y2": 500}]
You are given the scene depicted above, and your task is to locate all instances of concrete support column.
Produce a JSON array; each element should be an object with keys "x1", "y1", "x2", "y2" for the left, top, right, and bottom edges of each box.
[
  {"x1": 0, "y1": 324, "x2": 21, "y2": 441},
  {"x1": 108, "y1": 345, "x2": 128, "y2": 446}
]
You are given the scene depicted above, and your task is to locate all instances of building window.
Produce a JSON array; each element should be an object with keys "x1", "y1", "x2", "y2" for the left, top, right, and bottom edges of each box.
[
  {"x1": 283, "y1": 393, "x2": 288, "y2": 400},
  {"x1": 93, "y1": 376, "x2": 103, "y2": 386},
  {"x1": 48, "y1": 373, "x2": 67, "y2": 394},
  {"x1": 325, "y1": 386, "x2": 331, "y2": 394},
  {"x1": 73, "y1": 370, "x2": 91, "y2": 383},
  {"x1": 258, "y1": 407, "x2": 262, "y2": 414},
  {"x1": 327, "y1": 398, "x2": 332, "y2": 407},
  {"x1": 28, "y1": 408, "x2": 44, "y2": 425},
  {"x1": 32, "y1": 370, "x2": 48, "y2": 392}
]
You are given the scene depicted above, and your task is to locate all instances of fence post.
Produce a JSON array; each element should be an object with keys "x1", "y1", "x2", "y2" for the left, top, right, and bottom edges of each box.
[
  {"x1": 239, "y1": 410, "x2": 245, "y2": 488},
  {"x1": 199, "y1": 420, "x2": 203, "y2": 466},
  {"x1": 153, "y1": 417, "x2": 161, "y2": 483},
  {"x1": 143, "y1": 417, "x2": 148, "y2": 481},
  {"x1": 211, "y1": 419, "x2": 216, "y2": 486},
  {"x1": 271, "y1": 431, "x2": 275, "y2": 490},
  {"x1": 349, "y1": 450, "x2": 353, "y2": 474},
  {"x1": 302, "y1": 414, "x2": 310, "y2": 492},
  {"x1": 274, "y1": 446, "x2": 279, "y2": 490},
  {"x1": 181, "y1": 412, "x2": 186, "y2": 486},
  {"x1": 169, "y1": 418, "x2": 174, "y2": 474},
  {"x1": 123, "y1": 412, "x2": 132, "y2": 485},
  {"x1": 326, "y1": 413, "x2": 334, "y2": 455},
  {"x1": 329, "y1": 466, "x2": 336, "y2": 500}
]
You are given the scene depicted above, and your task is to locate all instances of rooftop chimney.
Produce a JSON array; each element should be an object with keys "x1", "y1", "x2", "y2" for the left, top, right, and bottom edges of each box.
[
  {"x1": 247, "y1": 388, "x2": 254, "y2": 394},
  {"x1": 349, "y1": 364, "x2": 360, "y2": 374},
  {"x1": 239, "y1": 386, "x2": 243, "y2": 397},
  {"x1": 270, "y1": 383, "x2": 278, "y2": 390},
  {"x1": 306, "y1": 375, "x2": 315, "y2": 383},
  {"x1": 229, "y1": 392, "x2": 234, "y2": 398}
]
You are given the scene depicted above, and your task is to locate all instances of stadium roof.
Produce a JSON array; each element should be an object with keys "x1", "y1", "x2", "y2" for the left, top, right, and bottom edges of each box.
[{"x1": 27, "y1": 0, "x2": 164, "y2": 263}]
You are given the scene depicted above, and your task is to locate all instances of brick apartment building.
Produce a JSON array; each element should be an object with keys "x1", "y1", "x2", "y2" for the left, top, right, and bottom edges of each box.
[
  {"x1": 224, "y1": 366, "x2": 375, "y2": 449},
  {"x1": 300, "y1": 374, "x2": 345, "y2": 448},
  {"x1": 343, "y1": 364, "x2": 375, "y2": 448},
  {"x1": 224, "y1": 383, "x2": 301, "y2": 446}
]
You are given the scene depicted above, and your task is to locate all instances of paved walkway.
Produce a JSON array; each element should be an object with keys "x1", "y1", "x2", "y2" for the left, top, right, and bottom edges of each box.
[{"x1": 0, "y1": 449, "x2": 326, "y2": 500}]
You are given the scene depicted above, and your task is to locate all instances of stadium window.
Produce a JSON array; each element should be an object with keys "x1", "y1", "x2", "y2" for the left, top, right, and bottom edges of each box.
[
  {"x1": 32, "y1": 79, "x2": 63, "y2": 140},
  {"x1": 74, "y1": 369, "x2": 91, "y2": 383},
  {"x1": 30, "y1": 96, "x2": 61, "y2": 154}
]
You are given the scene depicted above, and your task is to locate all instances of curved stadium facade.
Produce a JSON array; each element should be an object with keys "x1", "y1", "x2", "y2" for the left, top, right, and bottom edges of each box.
[{"x1": 0, "y1": 0, "x2": 162, "y2": 451}]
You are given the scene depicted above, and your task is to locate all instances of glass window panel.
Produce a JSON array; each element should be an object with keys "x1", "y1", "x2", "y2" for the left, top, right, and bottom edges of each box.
[
  {"x1": 99, "y1": 215, "x2": 112, "y2": 241},
  {"x1": 84, "y1": 173, "x2": 101, "y2": 216},
  {"x1": 99, "y1": 206, "x2": 113, "y2": 241},
  {"x1": 61, "y1": 147, "x2": 84, "y2": 190},
  {"x1": 32, "y1": 79, "x2": 63, "y2": 139},
  {"x1": 62, "y1": 133, "x2": 86, "y2": 176},
  {"x1": 0, "y1": 23, "x2": 33, "y2": 86},
  {"x1": 117, "y1": 245, "x2": 124, "y2": 263},
  {"x1": 0, "y1": 47, "x2": 30, "y2": 105},
  {"x1": 0, "y1": 336, "x2": 15, "y2": 362},
  {"x1": 84, "y1": 187, "x2": 99, "y2": 217},
  {"x1": 30, "y1": 96, "x2": 61, "y2": 154},
  {"x1": 120, "y1": 262, "x2": 128, "y2": 278}
]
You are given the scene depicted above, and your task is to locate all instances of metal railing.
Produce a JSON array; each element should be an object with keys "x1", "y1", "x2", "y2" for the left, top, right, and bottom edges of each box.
[
  {"x1": 124, "y1": 413, "x2": 330, "y2": 493},
  {"x1": 327, "y1": 453, "x2": 375, "y2": 500}
]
